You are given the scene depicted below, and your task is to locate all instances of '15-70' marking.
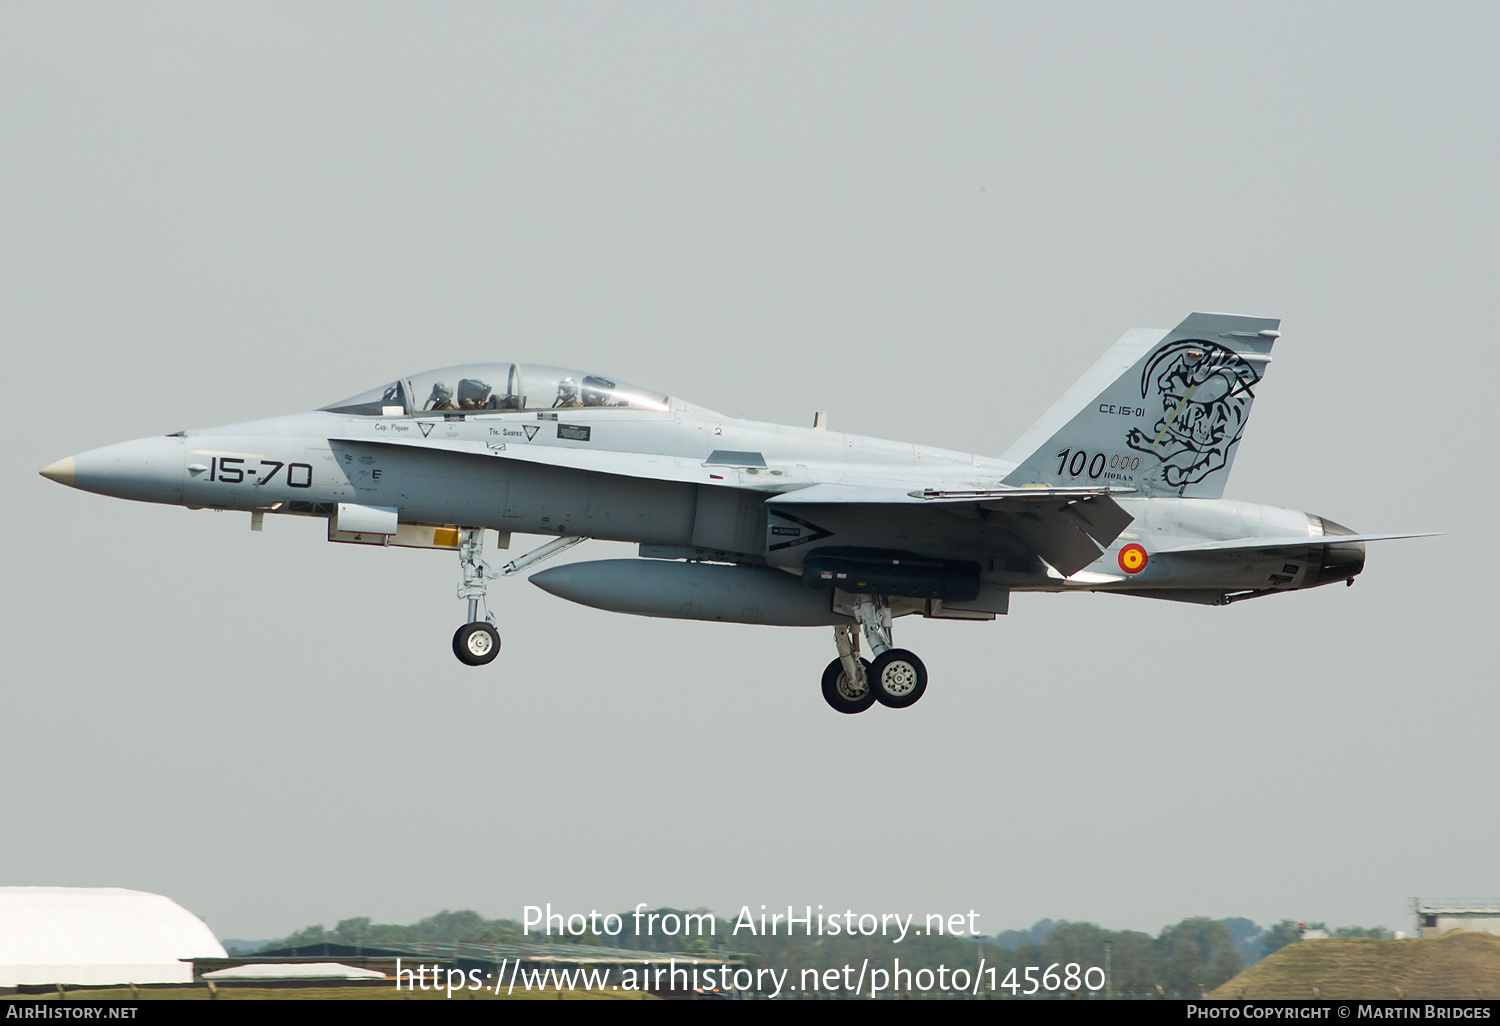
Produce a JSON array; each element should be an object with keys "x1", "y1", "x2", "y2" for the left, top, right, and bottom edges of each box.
[{"x1": 209, "y1": 457, "x2": 313, "y2": 488}]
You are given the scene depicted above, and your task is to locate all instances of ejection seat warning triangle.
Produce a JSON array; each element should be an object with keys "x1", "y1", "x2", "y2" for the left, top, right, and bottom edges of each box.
[
  {"x1": 419, "y1": 422, "x2": 434, "y2": 437},
  {"x1": 524, "y1": 424, "x2": 539, "y2": 441}
]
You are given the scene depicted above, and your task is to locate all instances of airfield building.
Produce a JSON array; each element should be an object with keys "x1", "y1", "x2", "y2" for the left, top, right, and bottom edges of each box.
[
  {"x1": 0, "y1": 887, "x2": 226, "y2": 986},
  {"x1": 1416, "y1": 900, "x2": 1500, "y2": 939}
]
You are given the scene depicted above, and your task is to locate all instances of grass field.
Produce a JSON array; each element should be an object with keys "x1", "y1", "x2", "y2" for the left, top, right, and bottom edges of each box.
[{"x1": 1209, "y1": 931, "x2": 1500, "y2": 1000}]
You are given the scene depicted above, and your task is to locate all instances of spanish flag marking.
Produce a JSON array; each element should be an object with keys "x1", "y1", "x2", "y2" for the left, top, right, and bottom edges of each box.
[{"x1": 1118, "y1": 543, "x2": 1148, "y2": 574}]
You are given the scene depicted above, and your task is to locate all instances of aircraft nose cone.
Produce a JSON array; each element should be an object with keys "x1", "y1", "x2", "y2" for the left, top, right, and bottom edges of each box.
[
  {"x1": 44, "y1": 435, "x2": 187, "y2": 504},
  {"x1": 39, "y1": 457, "x2": 76, "y2": 486}
]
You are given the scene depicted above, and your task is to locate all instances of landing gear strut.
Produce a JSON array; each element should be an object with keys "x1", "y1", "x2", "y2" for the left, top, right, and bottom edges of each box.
[
  {"x1": 452, "y1": 530, "x2": 587, "y2": 666},
  {"x1": 822, "y1": 626, "x2": 874, "y2": 714},
  {"x1": 820, "y1": 595, "x2": 928, "y2": 712}
]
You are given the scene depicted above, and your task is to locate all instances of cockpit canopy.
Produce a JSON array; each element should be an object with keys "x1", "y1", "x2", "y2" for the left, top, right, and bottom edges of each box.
[{"x1": 321, "y1": 363, "x2": 670, "y2": 416}]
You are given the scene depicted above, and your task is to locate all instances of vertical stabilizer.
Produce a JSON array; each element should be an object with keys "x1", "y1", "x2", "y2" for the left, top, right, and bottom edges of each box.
[{"x1": 1001, "y1": 313, "x2": 1280, "y2": 498}]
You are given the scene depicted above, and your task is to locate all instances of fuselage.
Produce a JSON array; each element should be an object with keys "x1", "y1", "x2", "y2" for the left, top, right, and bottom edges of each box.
[
  {"x1": 41, "y1": 393, "x2": 1363, "y2": 604},
  {"x1": 40, "y1": 319, "x2": 1412, "y2": 706}
]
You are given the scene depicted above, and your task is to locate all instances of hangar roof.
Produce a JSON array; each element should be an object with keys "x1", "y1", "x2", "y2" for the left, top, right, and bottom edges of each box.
[{"x1": 0, "y1": 886, "x2": 226, "y2": 986}]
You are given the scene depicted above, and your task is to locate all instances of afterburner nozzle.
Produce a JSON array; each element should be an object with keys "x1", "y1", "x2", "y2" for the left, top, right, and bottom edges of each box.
[{"x1": 1304, "y1": 515, "x2": 1367, "y2": 587}]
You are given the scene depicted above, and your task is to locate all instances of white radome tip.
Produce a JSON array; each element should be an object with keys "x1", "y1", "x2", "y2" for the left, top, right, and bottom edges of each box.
[{"x1": 40, "y1": 457, "x2": 76, "y2": 486}]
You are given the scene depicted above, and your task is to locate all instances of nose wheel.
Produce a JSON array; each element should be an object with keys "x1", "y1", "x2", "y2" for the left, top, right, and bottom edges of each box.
[{"x1": 454, "y1": 622, "x2": 501, "y2": 665}]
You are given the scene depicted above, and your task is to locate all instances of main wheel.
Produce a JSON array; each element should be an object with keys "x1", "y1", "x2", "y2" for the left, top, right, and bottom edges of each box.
[
  {"x1": 821, "y1": 657, "x2": 875, "y2": 714},
  {"x1": 453, "y1": 622, "x2": 501, "y2": 666},
  {"x1": 869, "y1": 649, "x2": 927, "y2": 708}
]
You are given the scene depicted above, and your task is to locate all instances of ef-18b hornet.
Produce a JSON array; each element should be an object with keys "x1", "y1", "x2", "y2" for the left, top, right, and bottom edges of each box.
[{"x1": 41, "y1": 313, "x2": 1431, "y2": 713}]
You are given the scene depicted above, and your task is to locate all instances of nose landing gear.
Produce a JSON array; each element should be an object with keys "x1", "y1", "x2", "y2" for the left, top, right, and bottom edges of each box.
[
  {"x1": 820, "y1": 596, "x2": 928, "y2": 712},
  {"x1": 452, "y1": 529, "x2": 587, "y2": 666}
]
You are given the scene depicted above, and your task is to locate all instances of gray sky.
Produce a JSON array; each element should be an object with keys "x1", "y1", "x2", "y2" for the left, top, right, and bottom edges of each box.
[{"x1": 3, "y1": 2, "x2": 1495, "y2": 942}]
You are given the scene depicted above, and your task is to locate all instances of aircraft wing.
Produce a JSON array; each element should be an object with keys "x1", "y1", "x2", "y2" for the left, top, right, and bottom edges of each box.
[
  {"x1": 1158, "y1": 532, "x2": 1440, "y2": 554},
  {"x1": 768, "y1": 483, "x2": 1136, "y2": 577},
  {"x1": 767, "y1": 482, "x2": 1135, "y2": 505},
  {"x1": 330, "y1": 437, "x2": 1138, "y2": 576}
]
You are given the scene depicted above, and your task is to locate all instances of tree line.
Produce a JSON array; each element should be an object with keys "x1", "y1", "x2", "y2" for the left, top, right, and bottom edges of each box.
[{"x1": 259, "y1": 910, "x2": 1391, "y2": 998}]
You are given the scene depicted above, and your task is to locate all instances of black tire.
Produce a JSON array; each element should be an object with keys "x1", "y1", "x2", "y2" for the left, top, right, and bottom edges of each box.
[
  {"x1": 821, "y1": 657, "x2": 875, "y2": 714},
  {"x1": 453, "y1": 622, "x2": 501, "y2": 666},
  {"x1": 869, "y1": 649, "x2": 927, "y2": 708}
]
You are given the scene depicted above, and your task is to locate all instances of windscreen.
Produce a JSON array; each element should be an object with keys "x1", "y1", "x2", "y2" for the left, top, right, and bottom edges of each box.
[{"x1": 319, "y1": 381, "x2": 409, "y2": 416}]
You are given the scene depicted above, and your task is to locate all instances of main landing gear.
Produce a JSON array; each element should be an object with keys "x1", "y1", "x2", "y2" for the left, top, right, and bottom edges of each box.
[
  {"x1": 821, "y1": 595, "x2": 928, "y2": 714},
  {"x1": 452, "y1": 529, "x2": 587, "y2": 666}
]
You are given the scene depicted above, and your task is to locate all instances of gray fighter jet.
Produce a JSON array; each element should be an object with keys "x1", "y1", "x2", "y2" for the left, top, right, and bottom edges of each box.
[{"x1": 40, "y1": 313, "x2": 1431, "y2": 713}]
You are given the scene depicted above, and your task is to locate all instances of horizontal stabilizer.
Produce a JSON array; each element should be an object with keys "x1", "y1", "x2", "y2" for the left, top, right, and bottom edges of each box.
[
  {"x1": 1159, "y1": 532, "x2": 1439, "y2": 555},
  {"x1": 1059, "y1": 494, "x2": 1135, "y2": 548},
  {"x1": 1002, "y1": 511, "x2": 1108, "y2": 576}
]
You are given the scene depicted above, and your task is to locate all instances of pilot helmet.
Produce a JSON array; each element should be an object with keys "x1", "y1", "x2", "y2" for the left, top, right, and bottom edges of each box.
[{"x1": 555, "y1": 377, "x2": 578, "y2": 402}]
